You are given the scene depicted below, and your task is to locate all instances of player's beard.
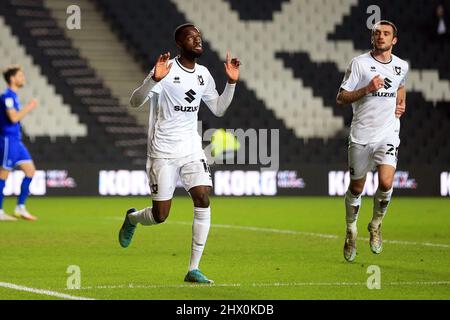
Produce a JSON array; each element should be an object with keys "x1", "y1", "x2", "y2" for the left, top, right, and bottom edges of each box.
[
  {"x1": 179, "y1": 49, "x2": 202, "y2": 61},
  {"x1": 187, "y1": 49, "x2": 203, "y2": 59},
  {"x1": 373, "y1": 42, "x2": 392, "y2": 52}
]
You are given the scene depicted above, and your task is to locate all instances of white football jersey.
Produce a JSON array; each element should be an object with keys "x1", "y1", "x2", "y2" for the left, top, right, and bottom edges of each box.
[
  {"x1": 340, "y1": 52, "x2": 409, "y2": 144},
  {"x1": 147, "y1": 56, "x2": 219, "y2": 158}
]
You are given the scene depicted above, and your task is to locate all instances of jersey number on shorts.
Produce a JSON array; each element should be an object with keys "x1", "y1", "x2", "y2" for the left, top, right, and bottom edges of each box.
[
  {"x1": 200, "y1": 159, "x2": 212, "y2": 179},
  {"x1": 386, "y1": 144, "x2": 399, "y2": 159}
]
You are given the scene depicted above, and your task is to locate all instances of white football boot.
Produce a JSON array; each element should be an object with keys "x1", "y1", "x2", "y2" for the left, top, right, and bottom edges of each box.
[
  {"x1": 14, "y1": 205, "x2": 38, "y2": 221},
  {"x1": 368, "y1": 223, "x2": 383, "y2": 254},
  {"x1": 343, "y1": 229, "x2": 357, "y2": 262},
  {"x1": 0, "y1": 209, "x2": 18, "y2": 221}
]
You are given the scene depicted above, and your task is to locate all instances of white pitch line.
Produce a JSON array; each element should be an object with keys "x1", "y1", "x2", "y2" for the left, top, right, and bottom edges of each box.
[
  {"x1": 168, "y1": 221, "x2": 450, "y2": 249},
  {"x1": 251, "y1": 281, "x2": 450, "y2": 287},
  {"x1": 71, "y1": 281, "x2": 450, "y2": 291},
  {"x1": 108, "y1": 217, "x2": 450, "y2": 249},
  {"x1": 76, "y1": 283, "x2": 241, "y2": 290},
  {"x1": 0, "y1": 282, "x2": 95, "y2": 300}
]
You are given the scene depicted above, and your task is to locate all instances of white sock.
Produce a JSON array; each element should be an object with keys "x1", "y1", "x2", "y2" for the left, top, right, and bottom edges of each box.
[
  {"x1": 371, "y1": 188, "x2": 393, "y2": 228},
  {"x1": 345, "y1": 189, "x2": 361, "y2": 234},
  {"x1": 189, "y1": 207, "x2": 211, "y2": 271},
  {"x1": 128, "y1": 207, "x2": 158, "y2": 226}
]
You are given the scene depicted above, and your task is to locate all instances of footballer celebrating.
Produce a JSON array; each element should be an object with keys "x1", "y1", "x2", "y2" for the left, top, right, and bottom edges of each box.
[
  {"x1": 119, "y1": 24, "x2": 240, "y2": 283},
  {"x1": 336, "y1": 21, "x2": 408, "y2": 262},
  {"x1": 0, "y1": 65, "x2": 38, "y2": 221}
]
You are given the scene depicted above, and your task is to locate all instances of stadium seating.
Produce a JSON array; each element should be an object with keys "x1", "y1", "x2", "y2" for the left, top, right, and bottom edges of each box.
[
  {"x1": 94, "y1": 0, "x2": 449, "y2": 166},
  {"x1": 171, "y1": 0, "x2": 346, "y2": 139},
  {"x1": 0, "y1": 0, "x2": 447, "y2": 166},
  {"x1": 44, "y1": 0, "x2": 150, "y2": 129},
  {"x1": 0, "y1": 16, "x2": 87, "y2": 139},
  {"x1": 0, "y1": 0, "x2": 148, "y2": 165},
  {"x1": 95, "y1": 0, "x2": 311, "y2": 166}
]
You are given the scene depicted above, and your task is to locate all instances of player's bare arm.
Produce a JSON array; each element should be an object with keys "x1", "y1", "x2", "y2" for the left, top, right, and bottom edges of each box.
[
  {"x1": 6, "y1": 98, "x2": 37, "y2": 123},
  {"x1": 395, "y1": 86, "x2": 406, "y2": 118},
  {"x1": 224, "y1": 51, "x2": 241, "y2": 84},
  {"x1": 336, "y1": 75, "x2": 384, "y2": 105},
  {"x1": 151, "y1": 52, "x2": 173, "y2": 82}
]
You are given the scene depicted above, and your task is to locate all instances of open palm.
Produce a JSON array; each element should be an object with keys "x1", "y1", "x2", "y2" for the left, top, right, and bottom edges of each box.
[
  {"x1": 224, "y1": 52, "x2": 241, "y2": 84},
  {"x1": 152, "y1": 52, "x2": 173, "y2": 82}
]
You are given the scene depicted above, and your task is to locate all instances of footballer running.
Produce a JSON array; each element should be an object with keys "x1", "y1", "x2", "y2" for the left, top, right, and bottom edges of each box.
[
  {"x1": 0, "y1": 65, "x2": 38, "y2": 221},
  {"x1": 119, "y1": 24, "x2": 241, "y2": 283},
  {"x1": 336, "y1": 20, "x2": 408, "y2": 262}
]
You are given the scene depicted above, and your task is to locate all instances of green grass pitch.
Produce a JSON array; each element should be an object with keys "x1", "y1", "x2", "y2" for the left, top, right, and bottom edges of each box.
[{"x1": 0, "y1": 196, "x2": 449, "y2": 300}]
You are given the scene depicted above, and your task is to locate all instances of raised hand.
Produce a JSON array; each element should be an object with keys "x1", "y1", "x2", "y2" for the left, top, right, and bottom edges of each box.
[
  {"x1": 152, "y1": 52, "x2": 173, "y2": 82},
  {"x1": 366, "y1": 75, "x2": 385, "y2": 93},
  {"x1": 224, "y1": 52, "x2": 241, "y2": 84},
  {"x1": 395, "y1": 98, "x2": 406, "y2": 118}
]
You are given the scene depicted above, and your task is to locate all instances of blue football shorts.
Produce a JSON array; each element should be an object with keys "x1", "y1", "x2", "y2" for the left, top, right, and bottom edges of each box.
[{"x1": 0, "y1": 136, "x2": 33, "y2": 170}]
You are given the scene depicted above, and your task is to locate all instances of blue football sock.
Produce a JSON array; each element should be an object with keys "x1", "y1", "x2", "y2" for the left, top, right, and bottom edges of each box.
[
  {"x1": 18, "y1": 176, "x2": 32, "y2": 206},
  {"x1": 0, "y1": 179, "x2": 5, "y2": 209}
]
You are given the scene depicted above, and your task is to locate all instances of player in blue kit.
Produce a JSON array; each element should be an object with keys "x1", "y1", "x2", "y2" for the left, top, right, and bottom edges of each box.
[{"x1": 0, "y1": 65, "x2": 38, "y2": 221}]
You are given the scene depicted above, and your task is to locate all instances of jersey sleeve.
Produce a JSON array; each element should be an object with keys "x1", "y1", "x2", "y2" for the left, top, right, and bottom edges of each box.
[
  {"x1": 150, "y1": 82, "x2": 162, "y2": 96},
  {"x1": 399, "y1": 62, "x2": 409, "y2": 87},
  {"x1": 4, "y1": 97, "x2": 15, "y2": 109},
  {"x1": 201, "y1": 70, "x2": 219, "y2": 102},
  {"x1": 148, "y1": 67, "x2": 162, "y2": 96},
  {"x1": 130, "y1": 67, "x2": 160, "y2": 108},
  {"x1": 340, "y1": 58, "x2": 362, "y2": 92}
]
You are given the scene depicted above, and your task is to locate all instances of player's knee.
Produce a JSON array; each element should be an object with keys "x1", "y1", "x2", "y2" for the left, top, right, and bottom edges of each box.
[
  {"x1": 192, "y1": 192, "x2": 210, "y2": 208},
  {"x1": 153, "y1": 213, "x2": 168, "y2": 223},
  {"x1": 378, "y1": 180, "x2": 393, "y2": 192},
  {"x1": 152, "y1": 207, "x2": 170, "y2": 223},
  {"x1": 349, "y1": 184, "x2": 363, "y2": 196},
  {"x1": 24, "y1": 166, "x2": 35, "y2": 177}
]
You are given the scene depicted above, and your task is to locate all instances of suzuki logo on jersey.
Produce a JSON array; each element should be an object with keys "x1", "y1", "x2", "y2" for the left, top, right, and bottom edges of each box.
[
  {"x1": 383, "y1": 77, "x2": 392, "y2": 90},
  {"x1": 184, "y1": 89, "x2": 196, "y2": 103},
  {"x1": 174, "y1": 105, "x2": 199, "y2": 112},
  {"x1": 372, "y1": 92, "x2": 396, "y2": 98}
]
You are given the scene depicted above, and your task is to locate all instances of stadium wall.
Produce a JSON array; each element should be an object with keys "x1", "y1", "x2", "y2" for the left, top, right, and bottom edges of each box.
[{"x1": 3, "y1": 164, "x2": 449, "y2": 197}]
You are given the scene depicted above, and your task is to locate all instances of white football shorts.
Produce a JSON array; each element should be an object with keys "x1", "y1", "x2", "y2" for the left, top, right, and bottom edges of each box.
[
  {"x1": 348, "y1": 134, "x2": 400, "y2": 180},
  {"x1": 146, "y1": 151, "x2": 213, "y2": 201}
]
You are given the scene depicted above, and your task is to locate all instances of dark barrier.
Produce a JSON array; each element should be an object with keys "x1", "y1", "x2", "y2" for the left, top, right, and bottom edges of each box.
[{"x1": 4, "y1": 164, "x2": 450, "y2": 197}]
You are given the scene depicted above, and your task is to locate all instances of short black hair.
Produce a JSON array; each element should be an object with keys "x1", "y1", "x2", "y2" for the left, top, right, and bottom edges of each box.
[
  {"x1": 174, "y1": 23, "x2": 198, "y2": 42},
  {"x1": 3, "y1": 65, "x2": 22, "y2": 84},
  {"x1": 372, "y1": 20, "x2": 398, "y2": 37}
]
